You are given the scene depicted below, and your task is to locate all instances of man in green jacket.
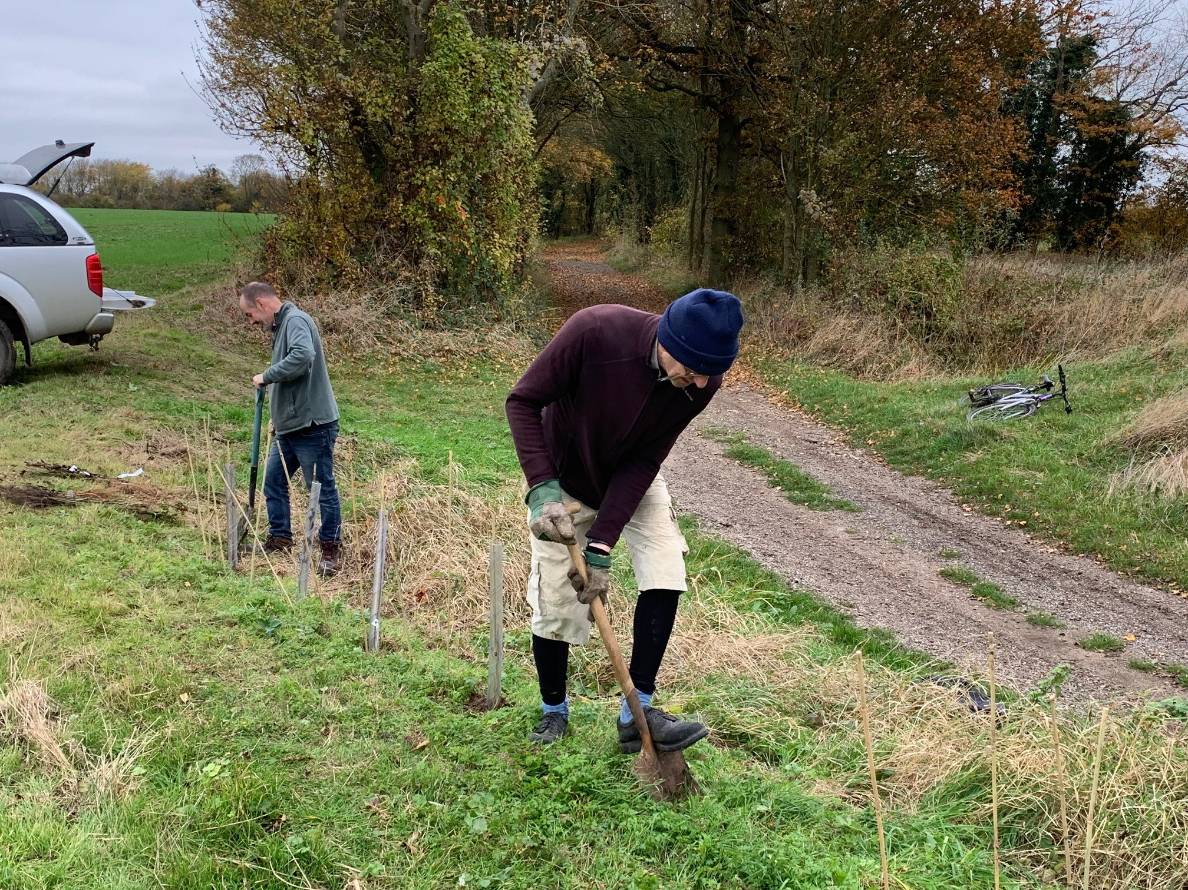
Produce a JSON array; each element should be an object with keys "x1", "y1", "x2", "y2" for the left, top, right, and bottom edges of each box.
[{"x1": 239, "y1": 281, "x2": 343, "y2": 575}]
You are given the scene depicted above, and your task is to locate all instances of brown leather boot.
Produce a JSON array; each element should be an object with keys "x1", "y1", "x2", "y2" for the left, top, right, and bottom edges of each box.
[
  {"x1": 263, "y1": 535, "x2": 293, "y2": 553},
  {"x1": 318, "y1": 539, "x2": 342, "y2": 577}
]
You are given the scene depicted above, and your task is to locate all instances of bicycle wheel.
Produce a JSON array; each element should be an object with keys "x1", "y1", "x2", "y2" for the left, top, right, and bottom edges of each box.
[{"x1": 967, "y1": 398, "x2": 1039, "y2": 422}]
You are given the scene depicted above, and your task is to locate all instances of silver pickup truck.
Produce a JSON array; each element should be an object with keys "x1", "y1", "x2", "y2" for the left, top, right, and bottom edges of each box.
[{"x1": 0, "y1": 141, "x2": 155, "y2": 384}]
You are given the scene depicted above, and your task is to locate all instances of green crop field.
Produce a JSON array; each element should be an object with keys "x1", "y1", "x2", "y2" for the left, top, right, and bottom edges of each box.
[{"x1": 70, "y1": 208, "x2": 275, "y2": 295}]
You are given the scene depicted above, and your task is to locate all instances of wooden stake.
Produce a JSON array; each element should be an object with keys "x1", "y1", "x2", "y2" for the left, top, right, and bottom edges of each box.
[
  {"x1": 222, "y1": 463, "x2": 239, "y2": 570},
  {"x1": 855, "y1": 651, "x2": 890, "y2": 890},
  {"x1": 273, "y1": 441, "x2": 296, "y2": 572},
  {"x1": 297, "y1": 480, "x2": 321, "y2": 599},
  {"x1": 486, "y1": 541, "x2": 504, "y2": 709},
  {"x1": 1082, "y1": 707, "x2": 1110, "y2": 890},
  {"x1": 366, "y1": 507, "x2": 388, "y2": 653},
  {"x1": 988, "y1": 633, "x2": 1001, "y2": 890},
  {"x1": 447, "y1": 449, "x2": 454, "y2": 539},
  {"x1": 1050, "y1": 697, "x2": 1074, "y2": 888}
]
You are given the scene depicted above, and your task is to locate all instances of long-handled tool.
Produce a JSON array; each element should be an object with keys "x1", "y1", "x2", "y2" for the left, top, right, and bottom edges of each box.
[
  {"x1": 566, "y1": 540, "x2": 699, "y2": 801},
  {"x1": 236, "y1": 387, "x2": 266, "y2": 548}
]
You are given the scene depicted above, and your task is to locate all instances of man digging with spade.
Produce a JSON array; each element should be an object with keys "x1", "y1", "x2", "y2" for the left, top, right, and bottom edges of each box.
[
  {"x1": 239, "y1": 281, "x2": 343, "y2": 576},
  {"x1": 506, "y1": 289, "x2": 744, "y2": 749}
]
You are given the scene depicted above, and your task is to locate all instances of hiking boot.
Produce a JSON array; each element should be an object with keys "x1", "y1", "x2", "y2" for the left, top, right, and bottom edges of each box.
[
  {"x1": 318, "y1": 540, "x2": 342, "y2": 577},
  {"x1": 528, "y1": 712, "x2": 568, "y2": 745},
  {"x1": 263, "y1": 535, "x2": 293, "y2": 553},
  {"x1": 617, "y1": 705, "x2": 708, "y2": 754}
]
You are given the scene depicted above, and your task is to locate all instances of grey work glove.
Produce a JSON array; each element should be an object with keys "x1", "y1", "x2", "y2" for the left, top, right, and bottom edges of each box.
[
  {"x1": 526, "y1": 479, "x2": 575, "y2": 543},
  {"x1": 568, "y1": 546, "x2": 611, "y2": 606}
]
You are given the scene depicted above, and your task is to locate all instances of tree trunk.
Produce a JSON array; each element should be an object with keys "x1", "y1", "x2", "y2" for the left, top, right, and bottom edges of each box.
[
  {"x1": 687, "y1": 147, "x2": 703, "y2": 270},
  {"x1": 404, "y1": 0, "x2": 434, "y2": 67},
  {"x1": 703, "y1": 0, "x2": 746, "y2": 285},
  {"x1": 705, "y1": 101, "x2": 741, "y2": 285},
  {"x1": 781, "y1": 197, "x2": 795, "y2": 288},
  {"x1": 696, "y1": 151, "x2": 710, "y2": 274},
  {"x1": 584, "y1": 181, "x2": 598, "y2": 234}
]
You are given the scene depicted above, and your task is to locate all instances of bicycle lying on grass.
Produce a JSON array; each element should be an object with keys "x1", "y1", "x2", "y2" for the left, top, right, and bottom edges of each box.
[{"x1": 964, "y1": 365, "x2": 1072, "y2": 422}]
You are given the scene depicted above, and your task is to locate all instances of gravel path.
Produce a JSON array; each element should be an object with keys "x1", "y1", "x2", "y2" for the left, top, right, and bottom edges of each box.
[{"x1": 665, "y1": 385, "x2": 1187, "y2": 700}]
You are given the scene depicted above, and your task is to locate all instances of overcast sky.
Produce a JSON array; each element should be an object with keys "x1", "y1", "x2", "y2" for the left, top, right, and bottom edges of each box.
[
  {"x1": 1, "y1": 1, "x2": 1184, "y2": 178},
  {"x1": 0, "y1": 1, "x2": 258, "y2": 174}
]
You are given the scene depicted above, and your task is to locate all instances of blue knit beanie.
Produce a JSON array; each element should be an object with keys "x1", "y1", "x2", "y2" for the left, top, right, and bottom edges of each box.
[{"x1": 657, "y1": 288, "x2": 744, "y2": 376}]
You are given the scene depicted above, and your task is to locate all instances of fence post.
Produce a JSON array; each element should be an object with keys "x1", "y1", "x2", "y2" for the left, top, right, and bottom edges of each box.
[
  {"x1": 366, "y1": 507, "x2": 388, "y2": 653},
  {"x1": 297, "y1": 480, "x2": 321, "y2": 598},
  {"x1": 485, "y1": 541, "x2": 504, "y2": 708}
]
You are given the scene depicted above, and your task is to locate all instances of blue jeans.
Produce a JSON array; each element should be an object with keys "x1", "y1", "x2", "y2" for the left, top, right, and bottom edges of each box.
[{"x1": 264, "y1": 420, "x2": 341, "y2": 543}]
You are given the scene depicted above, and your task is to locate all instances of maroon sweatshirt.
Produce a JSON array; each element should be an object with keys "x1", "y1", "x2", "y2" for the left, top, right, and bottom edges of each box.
[{"x1": 506, "y1": 304, "x2": 720, "y2": 547}]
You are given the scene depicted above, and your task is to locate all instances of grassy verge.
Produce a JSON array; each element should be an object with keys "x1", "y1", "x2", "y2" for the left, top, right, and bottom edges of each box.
[
  {"x1": 0, "y1": 322, "x2": 1014, "y2": 889},
  {"x1": 3, "y1": 224, "x2": 1187, "y2": 889},
  {"x1": 752, "y1": 350, "x2": 1188, "y2": 594}
]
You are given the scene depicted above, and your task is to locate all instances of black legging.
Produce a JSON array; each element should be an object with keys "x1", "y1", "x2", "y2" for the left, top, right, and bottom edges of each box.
[{"x1": 532, "y1": 589, "x2": 682, "y2": 705}]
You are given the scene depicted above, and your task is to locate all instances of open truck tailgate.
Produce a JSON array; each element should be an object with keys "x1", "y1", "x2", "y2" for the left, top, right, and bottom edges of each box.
[{"x1": 101, "y1": 288, "x2": 156, "y2": 311}]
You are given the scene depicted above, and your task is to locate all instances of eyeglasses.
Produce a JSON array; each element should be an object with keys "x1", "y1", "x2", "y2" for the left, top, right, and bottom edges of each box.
[
  {"x1": 658, "y1": 364, "x2": 707, "y2": 383},
  {"x1": 658, "y1": 365, "x2": 708, "y2": 400}
]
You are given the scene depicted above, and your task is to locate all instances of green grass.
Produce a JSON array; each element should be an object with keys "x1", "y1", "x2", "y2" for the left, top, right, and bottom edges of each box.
[
  {"x1": 970, "y1": 581, "x2": 1019, "y2": 610},
  {"x1": 0, "y1": 221, "x2": 1034, "y2": 888},
  {"x1": 1167, "y1": 663, "x2": 1188, "y2": 689},
  {"x1": 11, "y1": 223, "x2": 1188, "y2": 889},
  {"x1": 938, "y1": 565, "x2": 1020, "y2": 610},
  {"x1": 1027, "y1": 611, "x2": 1065, "y2": 628},
  {"x1": 72, "y1": 208, "x2": 274, "y2": 294},
  {"x1": 704, "y1": 427, "x2": 861, "y2": 512},
  {"x1": 939, "y1": 565, "x2": 979, "y2": 586},
  {"x1": 1129, "y1": 658, "x2": 1158, "y2": 673},
  {"x1": 939, "y1": 547, "x2": 962, "y2": 559},
  {"x1": 1077, "y1": 632, "x2": 1127, "y2": 654},
  {"x1": 753, "y1": 351, "x2": 1188, "y2": 591}
]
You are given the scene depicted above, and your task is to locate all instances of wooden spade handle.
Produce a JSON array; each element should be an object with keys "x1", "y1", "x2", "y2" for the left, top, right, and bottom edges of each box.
[{"x1": 566, "y1": 538, "x2": 659, "y2": 761}]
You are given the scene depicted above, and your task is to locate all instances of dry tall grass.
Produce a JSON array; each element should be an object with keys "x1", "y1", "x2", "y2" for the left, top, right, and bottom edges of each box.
[
  {"x1": 197, "y1": 275, "x2": 540, "y2": 375},
  {"x1": 1, "y1": 675, "x2": 74, "y2": 776},
  {"x1": 1108, "y1": 388, "x2": 1188, "y2": 498},
  {"x1": 1110, "y1": 447, "x2": 1188, "y2": 499},
  {"x1": 1, "y1": 663, "x2": 156, "y2": 805},
  {"x1": 1113, "y1": 388, "x2": 1188, "y2": 452},
  {"x1": 746, "y1": 248, "x2": 1188, "y2": 377}
]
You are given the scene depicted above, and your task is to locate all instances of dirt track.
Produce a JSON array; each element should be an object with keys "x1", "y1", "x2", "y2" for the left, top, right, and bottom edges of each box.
[{"x1": 545, "y1": 241, "x2": 1188, "y2": 701}]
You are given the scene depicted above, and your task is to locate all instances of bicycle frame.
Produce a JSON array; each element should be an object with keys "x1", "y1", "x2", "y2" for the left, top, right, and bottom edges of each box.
[{"x1": 965, "y1": 364, "x2": 1071, "y2": 421}]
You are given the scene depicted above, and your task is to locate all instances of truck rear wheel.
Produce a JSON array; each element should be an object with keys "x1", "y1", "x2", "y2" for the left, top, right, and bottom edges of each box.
[{"x1": 0, "y1": 320, "x2": 16, "y2": 385}]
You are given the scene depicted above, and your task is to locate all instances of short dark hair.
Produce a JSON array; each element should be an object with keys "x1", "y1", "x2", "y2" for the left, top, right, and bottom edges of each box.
[{"x1": 240, "y1": 281, "x2": 278, "y2": 305}]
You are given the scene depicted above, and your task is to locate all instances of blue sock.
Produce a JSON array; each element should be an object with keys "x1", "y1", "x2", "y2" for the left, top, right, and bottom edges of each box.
[
  {"x1": 542, "y1": 698, "x2": 569, "y2": 718},
  {"x1": 619, "y1": 691, "x2": 652, "y2": 723}
]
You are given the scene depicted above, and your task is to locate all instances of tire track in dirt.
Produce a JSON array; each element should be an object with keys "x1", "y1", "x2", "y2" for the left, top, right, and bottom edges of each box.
[{"x1": 544, "y1": 241, "x2": 1188, "y2": 702}]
